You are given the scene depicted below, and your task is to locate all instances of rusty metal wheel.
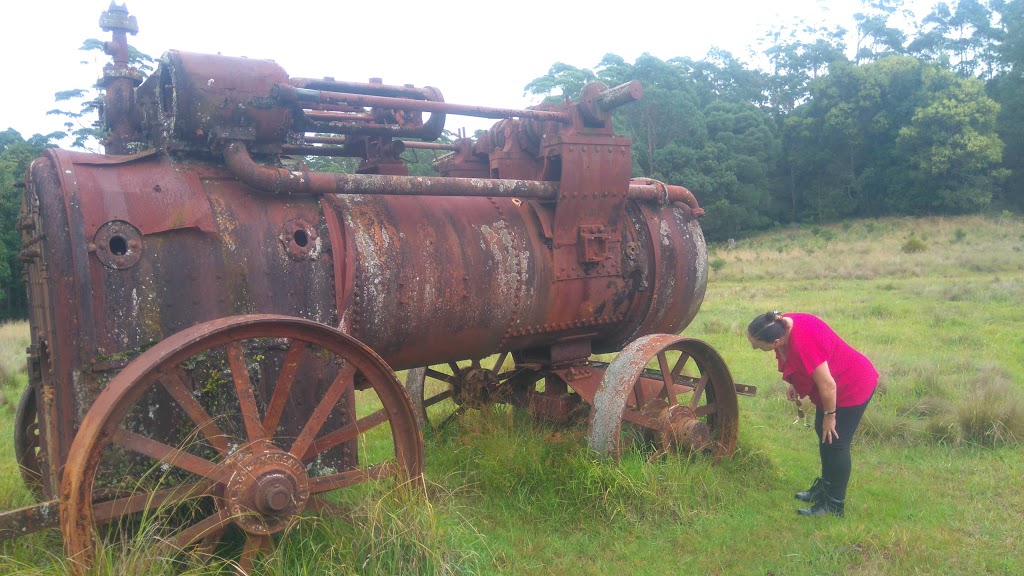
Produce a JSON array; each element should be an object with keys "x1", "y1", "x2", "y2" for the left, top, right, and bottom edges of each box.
[
  {"x1": 588, "y1": 335, "x2": 739, "y2": 458},
  {"x1": 60, "y1": 315, "x2": 423, "y2": 575},
  {"x1": 404, "y1": 353, "x2": 522, "y2": 432},
  {"x1": 14, "y1": 384, "x2": 44, "y2": 499}
]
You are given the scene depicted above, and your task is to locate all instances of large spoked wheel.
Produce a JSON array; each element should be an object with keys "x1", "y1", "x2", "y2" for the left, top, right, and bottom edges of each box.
[
  {"x1": 588, "y1": 335, "x2": 739, "y2": 459},
  {"x1": 404, "y1": 353, "x2": 522, "y2": 433},
  {"x1": 60, "y1": 315, "x2": 423, "y2": 575},
  {"x1": 14, "y1": 384, "x2": 44, "y2": 499}
]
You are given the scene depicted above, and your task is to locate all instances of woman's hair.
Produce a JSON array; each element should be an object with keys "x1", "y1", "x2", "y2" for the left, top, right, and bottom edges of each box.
[{"x1": 748, "y1": 311, "x2": 786, "y2": 343}]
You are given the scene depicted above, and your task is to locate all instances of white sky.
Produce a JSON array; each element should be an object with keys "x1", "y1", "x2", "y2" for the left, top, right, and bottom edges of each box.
[{"x1": 0, "y1": 0, "x2": 928, "y2": 142}]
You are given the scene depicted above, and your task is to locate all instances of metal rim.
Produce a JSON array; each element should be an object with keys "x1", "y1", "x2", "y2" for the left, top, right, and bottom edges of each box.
[
  {"x1": 14, "y1": 384, "x2": 44, "y2": 499},
  {"x1": 60, "y1": 314, "x2": 423, "y2": 574},
  {"x1": 404, "y1": 353, "x2": 522, "y2": 433},
  {"x1": 588, "y1": 335, "x2": 739, "y2": 458}
]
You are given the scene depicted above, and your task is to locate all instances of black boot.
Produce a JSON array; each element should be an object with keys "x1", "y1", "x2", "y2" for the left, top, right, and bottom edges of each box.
[
  {"x1": 794, "y1": 477, "x2": 827, "y2": 504},
  {"x1": 797, "y1": 495, "x2": 844, "y2": 518}
]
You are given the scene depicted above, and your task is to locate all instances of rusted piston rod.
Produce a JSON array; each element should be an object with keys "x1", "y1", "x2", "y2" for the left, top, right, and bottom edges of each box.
[
  {"x1": 274, "y1": 80, "x2": 642, "y2": 124},
  {"x1": 223, "y1": 141, "x2": 704, "y2": 215}
]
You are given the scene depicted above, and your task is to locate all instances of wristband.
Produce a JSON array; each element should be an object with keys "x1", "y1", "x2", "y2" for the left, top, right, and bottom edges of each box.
[{"x1": 824, "y1": 409, "x2": 837, "y2": 416}]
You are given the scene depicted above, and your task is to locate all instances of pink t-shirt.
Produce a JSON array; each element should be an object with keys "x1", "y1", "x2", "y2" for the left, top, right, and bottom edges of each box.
[{"x1": 775, "y1": 313, "x2": 878, "y2": 408}]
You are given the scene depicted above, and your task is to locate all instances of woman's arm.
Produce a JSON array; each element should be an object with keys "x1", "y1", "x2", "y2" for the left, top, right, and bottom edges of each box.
[{"x1": 812, "y1": 361, "x2": 839, "y2": 444}]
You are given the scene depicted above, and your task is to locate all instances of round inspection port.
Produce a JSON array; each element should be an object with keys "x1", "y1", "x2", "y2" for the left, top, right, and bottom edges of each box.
[
  {"x1": 93, "y1": 221, "x2": 143, "y2": 270},
  {"x1": 280, "y1": 218, "x2": 320, "y2": 261},
  {"x1": 109, "y1": 236, "x2": 129, "y2": 256}
]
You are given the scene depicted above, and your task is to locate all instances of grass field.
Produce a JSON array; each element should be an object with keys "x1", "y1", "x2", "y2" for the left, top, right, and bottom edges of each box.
[{"x1": 0, "y1": 213, "x2": 1021, "y2": 575}]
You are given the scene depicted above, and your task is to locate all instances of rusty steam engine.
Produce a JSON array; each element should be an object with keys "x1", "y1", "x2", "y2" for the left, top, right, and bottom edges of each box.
[{"x1": 4, "y1": 3, "x2": 755, "y2": 571}]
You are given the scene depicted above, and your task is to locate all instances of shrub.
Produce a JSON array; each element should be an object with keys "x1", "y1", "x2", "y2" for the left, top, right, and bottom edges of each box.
[
  {"x1": 709, "y1": 258, "x2": 726, "y2": 272},
  {"x1": 901, "y1": 236, "x2": 928, "y2": 253},
  {"x1": 953, "y1": 228, "x2": 966, "y2": 242}
]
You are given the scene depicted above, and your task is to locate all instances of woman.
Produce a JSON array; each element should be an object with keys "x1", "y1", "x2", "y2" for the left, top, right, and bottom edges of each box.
[{"x1": 746, "y1": 311, "x2": 878, "y2": 517}]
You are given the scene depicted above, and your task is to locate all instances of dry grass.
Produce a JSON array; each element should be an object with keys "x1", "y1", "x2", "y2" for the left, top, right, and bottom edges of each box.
[
  {"x1": 708, "y1": 215, "x2": 1024, "y2": 282},
  {"x1": 0, "y1": 320, "x2": 30, "y2": 410}
]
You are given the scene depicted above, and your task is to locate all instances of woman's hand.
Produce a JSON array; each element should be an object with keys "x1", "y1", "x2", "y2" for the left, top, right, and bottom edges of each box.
[
  {"x1": 821, "y1": 414, "x2": 839, "y2": 444},
  {"x1": 786, "y1": 382, "x2": 798, "y2": 402}
]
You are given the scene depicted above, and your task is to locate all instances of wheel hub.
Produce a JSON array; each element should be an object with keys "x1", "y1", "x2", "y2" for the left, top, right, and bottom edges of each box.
[
  {"x1": 225, "y1": 448, "x2": 310, "y2": 535},
  {"x1": 452, "y1": 367, "x2": 498, "y2": 409},
  {"x1": 658, "y1": 404, "x2": 711, "y2": 452}
]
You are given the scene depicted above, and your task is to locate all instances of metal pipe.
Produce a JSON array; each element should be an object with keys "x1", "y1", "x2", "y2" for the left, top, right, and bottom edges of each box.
[
  {"x1": 401, "y1": 141, "x2": 460, "y2": 151},
  {"x1": 281, "y1": 146, "x2": 353, "y2": 157},
  {"x1": 627, "y1": 179, "x2": 704, "y2": 217},
  {"x1": 306, "y1": 120, "x2": 443, "y2": 139},
  {"x1": 276, "y1": 84, "x2": 573, "y2": 124},
  {"x1": 291, "y1": 77, "x2": 438, "y2": 101},
  {"x1": 227, "y1": 143, "x2": 701, "y2": 214},
  {"x1": 303, "y1": 136, "x2": 348, "y2": 145},
  {"x1": 596, "y1": 81, "x2": 643, "y2": 113},
  {"x1": 304, "y1": 110, "x2": 375, "y2": 122},
  {"x1": 224, "y1": 141, "x2": 558, "y2": 198}
]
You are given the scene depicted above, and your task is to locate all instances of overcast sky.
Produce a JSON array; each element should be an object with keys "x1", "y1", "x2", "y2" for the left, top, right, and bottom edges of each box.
[{"x1": 0, "y1": 0, "x2": 928, "y2": 142}]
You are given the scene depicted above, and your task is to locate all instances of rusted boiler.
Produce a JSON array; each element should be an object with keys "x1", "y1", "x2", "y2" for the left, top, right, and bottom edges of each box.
[{"x1": 4, "y1": 3, "x2": 755, "y2": 572}]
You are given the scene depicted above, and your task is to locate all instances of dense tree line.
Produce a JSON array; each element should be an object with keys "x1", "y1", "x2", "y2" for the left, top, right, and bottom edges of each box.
[
  {"x1": 1, "y1": 0, "x2": 1022, "y2": 319},
  {"x1": 0, "y1": 129, "x2": 57, "y2": 320},
  {"x1": 526, "y1": 0, "x2": 1023, "y2": 240}
]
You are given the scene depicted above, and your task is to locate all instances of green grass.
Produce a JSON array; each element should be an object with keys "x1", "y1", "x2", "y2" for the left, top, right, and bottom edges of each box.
[{"x1": 1, "y1": 213, "x2": 1023, "y2": 574}]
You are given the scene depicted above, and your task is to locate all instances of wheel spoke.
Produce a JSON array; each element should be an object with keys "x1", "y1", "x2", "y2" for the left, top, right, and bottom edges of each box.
[
  {"x1": 688, "y1": 373, "x2": 710, "y2": 411},
  {"x1": 695, "y1": 403, "x2": 716, "y2": 417},
  {"x1": 291, "y1": 363, "x2": 356, "y2": 459},
  {"x1": 656, "y1": 352, "x2": 674, "y2": 404},
  {"x1": 191, "y1": 526, "x2": 226, "y2": 561},
  {"x1": 305, "y1": 496, "x2": 351, "y2": 520},
  {"x1": 424, "y1": 368, "x2": 458, "y2": 385},
  {"x1": 226, "y1": 342, "x2": 265, "y2": 443},
  {"x1": 422, "y1": 389, "x2": 453, "y2": 408},
  {"x1": 300, "y1": 407, "x2": 390, "y2": 461},
  {"x1": 93, "y1": 481, "x2": 216, "y2": 525},
  {"x1": 262, "y1": 339, "x2": 304, "y2": 437},
  {"x1": 159, "y1": 369, "x2": 229, "y2": 456},
  {"x1": 238, "y1": 534, "x2": 274, "y2": 573},
  {"x1": 448, "y1": 362, "x2": 461, "y2": 374},
  {"x1": 112, "y1": 428, "x2": 231, "y2": 484},
  {"x1": 165, "y1": 508, "x2": 232, "y2": 553},
  {"x1": 496, "y1": 369, "x2": 523, "y2": 382},
  {"x1": 309, "y1": 463, "x2": 396, "y2": 493},
  {"x1": 438, "y1": 405, "x2": 467, "y2": 431},
  {"x1": 492, "y1": 352, "x2": 510, "y2": 373},
  {"x1": 670, "y1": 353, "x2": 691, "y2": 378},
  {"x1": 633, "y1": 377, "x2": 648, "y2": 408}
]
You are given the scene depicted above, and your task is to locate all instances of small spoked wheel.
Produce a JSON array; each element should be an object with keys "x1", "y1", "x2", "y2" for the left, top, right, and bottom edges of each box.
[
  {"x1": 404, "y1": 353, "x2": 521, "y2": 432},
  {"x1": 588, "y1": 335, "x2": 739, "y2": 458},
  {"x1": 60, "y1": 315, "x2": 422, "y2": 574}
]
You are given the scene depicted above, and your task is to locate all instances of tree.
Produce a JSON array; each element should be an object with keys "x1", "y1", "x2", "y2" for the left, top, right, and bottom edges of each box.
[
  {"x1": 785, "y1": 55, "x2": 1003, "y2": 219},
  {"x1": 910, "y1": 0, "x2": 1001, "y2": 78},
  {"x1": 0, "y1": 129, "x2": 59, "y2": 319},
  {"x1": 47, "y1": 38, "x2": 154, "y2": 151},
  {"x1": 761, "y1": 23, "x2": 849, "y2": 115},
  {"x1": 854, "y1": 0, "x2": 911, "y2": 63}
]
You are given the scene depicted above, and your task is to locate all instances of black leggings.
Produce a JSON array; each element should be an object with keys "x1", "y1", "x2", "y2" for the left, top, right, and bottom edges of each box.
[{"x1": 814, "y1": 391, "x2": 873, "y2": 501}]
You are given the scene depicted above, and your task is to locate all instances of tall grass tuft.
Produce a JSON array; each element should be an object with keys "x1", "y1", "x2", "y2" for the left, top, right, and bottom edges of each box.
[
  {"x1": 345, "y1": 479, "x2": 483, "y2": 575},
  {"x1": 931, "y1": 370, "x2": 1024, "y2": 448}
]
